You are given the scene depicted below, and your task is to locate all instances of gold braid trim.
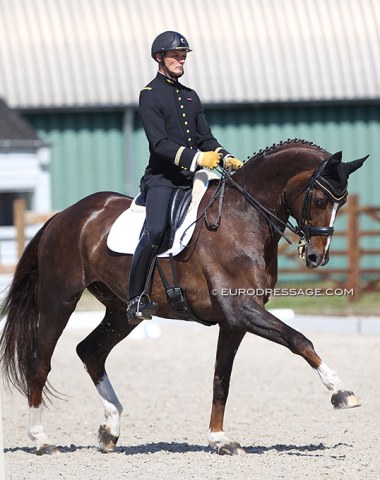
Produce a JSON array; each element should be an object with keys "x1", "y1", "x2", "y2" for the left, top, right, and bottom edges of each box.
[{"x1": 174, "y1": 146, "x2": 186, "y2": 166}]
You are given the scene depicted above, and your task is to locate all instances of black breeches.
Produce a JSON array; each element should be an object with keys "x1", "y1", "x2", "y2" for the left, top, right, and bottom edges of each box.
[{"x1": 145, "y1": 186, "x2": 174, "y2": 246}]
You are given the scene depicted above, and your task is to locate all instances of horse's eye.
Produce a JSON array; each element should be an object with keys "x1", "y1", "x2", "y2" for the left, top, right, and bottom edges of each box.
[{"x1": 314, "y1": 196, "x2": 327, "y2": 208}]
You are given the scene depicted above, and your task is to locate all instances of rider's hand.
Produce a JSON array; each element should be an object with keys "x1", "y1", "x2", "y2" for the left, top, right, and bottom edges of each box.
[
  {"x1": 197, "y1": 151, "x2": 222, "y2": 170},
  {"x1": 224, "y1": 156, "x2": 244, "y2": 171}
]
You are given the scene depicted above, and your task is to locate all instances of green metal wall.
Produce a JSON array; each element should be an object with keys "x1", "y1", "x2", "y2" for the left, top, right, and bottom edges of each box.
[
  {"x1": 24, "y1": 103, "x2": 379, "y2": 274},
  {"x1": 206, "y1": 104, "x2": 379, "y2": 206},
  {"x1": 25, "y1": 111, "x2": 125, "y2": 209},
  {"x1": 26, "y1": 103, "x2": 379, "y2": 209},
  {"x1": 205, "y1": 104, "x2": 380, "y2": 272}
]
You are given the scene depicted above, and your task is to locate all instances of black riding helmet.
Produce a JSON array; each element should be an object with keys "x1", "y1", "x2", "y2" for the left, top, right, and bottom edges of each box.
[{"x1": 151, "y1": 31, "x2": 192, "y2": 59}]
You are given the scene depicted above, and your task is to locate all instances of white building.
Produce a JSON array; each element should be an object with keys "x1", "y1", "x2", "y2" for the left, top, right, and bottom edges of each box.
[{"x1": 0, "y1": 98, "x2": 51, "y2": 269}]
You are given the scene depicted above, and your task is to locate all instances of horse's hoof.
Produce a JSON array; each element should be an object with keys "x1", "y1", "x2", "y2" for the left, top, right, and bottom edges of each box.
[
  {"x1": 98, "y1": 424, "x2": 118, "y2": 453},
  {"x1": 36, "y1": 444, "x2": 59, "y2": 455},
  {"x1": 218, "y1": 441, "x2": 246, "y2": 456},
  {"x1": 331, "y1": 390, "x2": 361, "y2": 409}
]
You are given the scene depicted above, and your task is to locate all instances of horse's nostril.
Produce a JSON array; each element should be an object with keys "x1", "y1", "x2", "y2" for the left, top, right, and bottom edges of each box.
[
  {"x1": 308, "y1": 253, "x2": 318, "y2": 264},
  {"x1": 307, "y1": 252, "x2": 323, "y2": 268}
]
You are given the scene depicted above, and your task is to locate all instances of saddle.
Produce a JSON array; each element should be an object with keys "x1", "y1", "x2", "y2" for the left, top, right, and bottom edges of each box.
[
  {"x1": 134, "y1": 185, "x2": 215, "y2": 326},
  {"x1": 136, "y1": 187, "x2": 193, "y2": 255},
  {"x1": 107, "y1": 170, "x2": 219, "y2": 326},
  {"x1": 107, "y1": 169, "x2": 219, "y2": 257}
]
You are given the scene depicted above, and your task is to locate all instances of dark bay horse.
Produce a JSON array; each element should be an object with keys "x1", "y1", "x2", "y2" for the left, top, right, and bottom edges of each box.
[{"x1": 0, "y1": 140, "x2": 367, "y2": 455}]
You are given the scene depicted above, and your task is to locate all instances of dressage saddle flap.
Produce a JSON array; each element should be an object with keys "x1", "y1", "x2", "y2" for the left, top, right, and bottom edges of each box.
[
  {"x1": 157, "y1": 187, "x2": 192, "y2": 254},
  {"x1": 170, "y1": 187, "x2": 192, "y2": 232}
]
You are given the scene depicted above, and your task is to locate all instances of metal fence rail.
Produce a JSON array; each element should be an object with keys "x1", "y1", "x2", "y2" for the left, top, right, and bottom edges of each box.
[
  {"x1": 1, "y1": 195, "x2": 379, "y2": 301},
  {"x1": 278, "y1": 194, "x2": 380, "y2": 301}
]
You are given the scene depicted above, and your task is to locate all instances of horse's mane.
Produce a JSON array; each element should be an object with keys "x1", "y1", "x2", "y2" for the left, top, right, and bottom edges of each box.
[{"x1": 246, "y1": 138, "x2": 326, "y2": 163}]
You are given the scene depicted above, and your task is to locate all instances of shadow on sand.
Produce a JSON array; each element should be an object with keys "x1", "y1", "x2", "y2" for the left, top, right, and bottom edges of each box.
[{"x1": 4, "y1": 441, "x2": 352, "y2": 456}]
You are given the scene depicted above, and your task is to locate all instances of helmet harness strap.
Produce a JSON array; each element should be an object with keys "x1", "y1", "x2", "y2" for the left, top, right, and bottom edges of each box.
[{"x1": 158, "y1": 52, "x2": 179, "y2": 80}]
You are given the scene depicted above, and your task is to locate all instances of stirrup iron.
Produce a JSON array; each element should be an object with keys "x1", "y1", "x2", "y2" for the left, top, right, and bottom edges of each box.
[{"x1": 127, "y1": 294, "x2": 157, "y2": 324}]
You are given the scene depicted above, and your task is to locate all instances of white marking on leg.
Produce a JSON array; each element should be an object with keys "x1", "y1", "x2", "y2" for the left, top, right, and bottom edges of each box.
[
  {"x1": 323, "y1": 202, "x2": 339, "y2": 259},
  {"x1": 316, "y1": 362, "x2": 346, "y2": 393},
  {"x1": 28, "y1": 406, "x2": 51, "y2": 450},
  {"x1": 208, "y1": 430, "x2": 245, "y2": 455},
  {"x1": 96, "y1": 375, "x2": 123, "y2": 438},
  {"x1": 208, "y1": 430, "x2": 230, "y2": 449}
]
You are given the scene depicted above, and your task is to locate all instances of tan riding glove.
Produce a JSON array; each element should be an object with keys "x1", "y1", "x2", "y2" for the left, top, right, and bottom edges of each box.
[
  {"x1": 197, "y1": 151, "x2": 222, "y2": 170},
  {"x1": 224, "y1": 156, "x2": 244, "y2": 171}
]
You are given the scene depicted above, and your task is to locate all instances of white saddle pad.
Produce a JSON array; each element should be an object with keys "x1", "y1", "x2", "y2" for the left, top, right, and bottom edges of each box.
[{"x1": 107, "y1": 169, "x2": 218, "y2": 257}]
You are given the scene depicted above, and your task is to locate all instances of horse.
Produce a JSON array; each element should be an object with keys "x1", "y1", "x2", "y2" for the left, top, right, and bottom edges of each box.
[{"x1": 0, "y1": 140, "x2": 367, "y2": 456}]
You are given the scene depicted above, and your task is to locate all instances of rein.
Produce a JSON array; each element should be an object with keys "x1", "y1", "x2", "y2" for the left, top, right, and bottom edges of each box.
[
  {"x1": 204, "y1": 167, "x2": 228, "y2": 230},
  {"x1": 215, "y1": 160, "x2": 344, "y2": 246},
  {"x1": 215, "y1": 167, "x2": 298, "y2": 245},
  {"x1": 180, "y1": 158, "x2": 343, "y2": 250},
  {"x1": 179, "y1": 171, "x2": 229, "y2": 247}
]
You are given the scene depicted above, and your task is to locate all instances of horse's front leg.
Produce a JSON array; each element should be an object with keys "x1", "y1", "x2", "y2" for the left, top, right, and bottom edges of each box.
[
  {"x1": 316, "y1": 362, "x2": 361, "y2": 408},
  {"x1": 239, "y1": 302, "x2": 361, "y2": 409},
  {"x1": 208, "y1": 326, "x2": 246, "y2": 455}
]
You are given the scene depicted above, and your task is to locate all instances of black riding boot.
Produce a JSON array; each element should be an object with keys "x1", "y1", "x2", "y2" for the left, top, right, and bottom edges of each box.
[{"x1": 127, "y1": 231, "x2": 159, "y2": 323}]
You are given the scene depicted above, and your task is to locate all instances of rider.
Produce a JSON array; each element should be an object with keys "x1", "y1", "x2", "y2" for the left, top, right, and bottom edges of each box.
[{"x1": 127, "y1": 31, "x2": 243, "y2": 322}]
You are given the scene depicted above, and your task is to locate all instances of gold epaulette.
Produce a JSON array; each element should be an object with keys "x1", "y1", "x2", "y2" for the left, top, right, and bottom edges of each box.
[{"x1": 141, "y1": 87, "x2": 152, "y2": 91}]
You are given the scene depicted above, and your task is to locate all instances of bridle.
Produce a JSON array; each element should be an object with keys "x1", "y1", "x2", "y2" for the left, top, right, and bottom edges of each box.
[
  {"x1": 211, "y1": 159, "x2": 347, "y2": 248},
  {"x1": 284, "y1": 159, "x2": 347, "y2": 242}
]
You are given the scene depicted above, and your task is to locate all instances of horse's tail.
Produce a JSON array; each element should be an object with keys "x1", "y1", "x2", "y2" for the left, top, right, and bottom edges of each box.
[{"x1": 0, "y1": 215, "x2": 58, "y2": 398}]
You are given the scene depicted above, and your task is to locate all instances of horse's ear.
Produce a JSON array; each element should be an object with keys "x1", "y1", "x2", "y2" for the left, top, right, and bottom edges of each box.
[
  {"x1": 343, "y1": 154, "x2": 369, "y2": 177},
  {"x1": 325, "y1": 151, "x2": 342, "y2": 168}
]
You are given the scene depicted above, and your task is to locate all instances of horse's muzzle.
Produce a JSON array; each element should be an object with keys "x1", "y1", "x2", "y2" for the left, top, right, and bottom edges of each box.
[{"x1": 305, "y1": 245, "x2": 325, "y2": 269}]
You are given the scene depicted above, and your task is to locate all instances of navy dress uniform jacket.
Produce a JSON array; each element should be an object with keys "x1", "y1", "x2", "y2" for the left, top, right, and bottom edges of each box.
[{"x1": 138, "y1": 73, "x2": 230, "y2": 195}]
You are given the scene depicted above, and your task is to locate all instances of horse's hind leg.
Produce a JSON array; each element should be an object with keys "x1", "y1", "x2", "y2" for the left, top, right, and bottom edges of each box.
[
  {"x1": 28, "y1": 294, "x2": 80, "y2": 454},
  {"x1": 76, "y1": 301, "x2": 137, "y2": 453}
]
